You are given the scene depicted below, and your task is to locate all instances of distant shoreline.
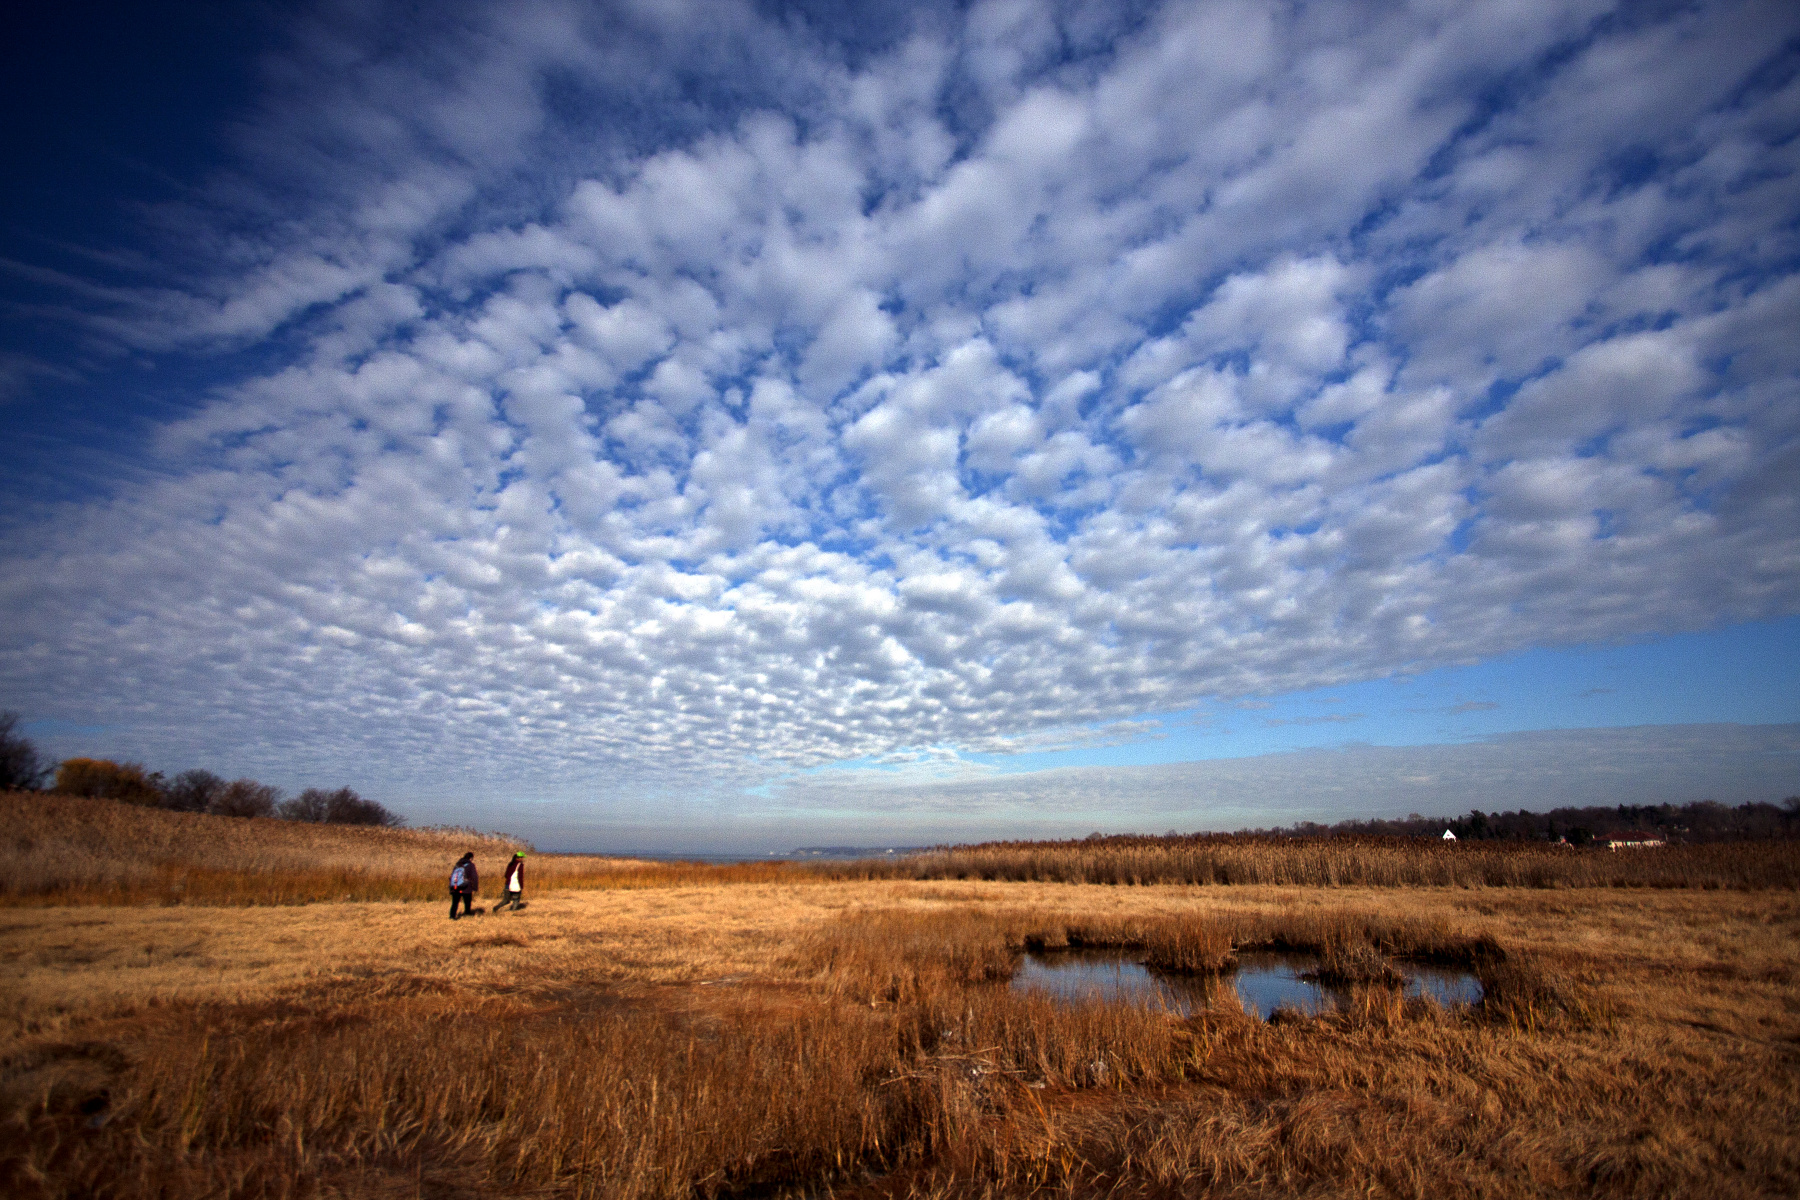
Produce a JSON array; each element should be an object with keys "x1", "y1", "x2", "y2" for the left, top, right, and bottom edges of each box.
[{"x1": 541, "y1": 846, "x2": 935, "y2": 863}]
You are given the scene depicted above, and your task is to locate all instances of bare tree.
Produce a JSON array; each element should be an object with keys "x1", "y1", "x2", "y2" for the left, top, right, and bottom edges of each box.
[
  {"x1": 278, "y1": 786, "x2": 400, "y2": 827},
  {"x1": 276, "y1": 787, "x2": 331, "y2": 823},
  {"x1": 0, "y1": 712, "x2": 51, "y2": 791},
  {"x1": 210, "y1": 778, "x2": 281, "y2": 818},
  {"x1": 165, "y1": 769, "x2": 226, "y2": 813},
  {"x1": 324, "y1": 788, "x2": 401, "y2": 826}
]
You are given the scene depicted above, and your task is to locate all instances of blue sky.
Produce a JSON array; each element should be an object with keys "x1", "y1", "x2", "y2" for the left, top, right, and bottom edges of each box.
[
  {"x1": 959, "y1": 616, "x2": 1800, "y2": 772},
  {"x1": 1, "y1": 1, "x2": 1796, "y2": 850}
]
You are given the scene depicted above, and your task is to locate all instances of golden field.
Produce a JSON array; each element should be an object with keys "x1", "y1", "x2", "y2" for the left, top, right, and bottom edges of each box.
[
  {"x1": 0, "y1": 792, "x2": 806, "y2": 906},
  {"x1": 2, "y1": 793, "x2": 1798, "y2": 1198},
  {"x1": 850, "y1": 832, "x2": 1800, "y2": 889}
]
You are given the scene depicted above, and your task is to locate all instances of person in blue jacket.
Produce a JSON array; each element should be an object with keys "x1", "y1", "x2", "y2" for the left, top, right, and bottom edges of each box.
[{"x1": 448, "y1": 852, "x2": 478, "y2": 919}]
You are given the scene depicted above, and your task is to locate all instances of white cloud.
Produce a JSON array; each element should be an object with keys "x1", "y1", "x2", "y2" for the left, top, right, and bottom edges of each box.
[{"x1": 1, "y1": 0, "x2": 1797, "y2": 819}]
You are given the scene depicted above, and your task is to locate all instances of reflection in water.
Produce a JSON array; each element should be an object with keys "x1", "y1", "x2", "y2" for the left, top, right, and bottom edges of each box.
[
  {"x1": 1010, "y1": 950, "x2": 1221, "y2": 1013},
  {"x1": 1009, "y1": 948, "x2": 1482, "y2": 1020}
]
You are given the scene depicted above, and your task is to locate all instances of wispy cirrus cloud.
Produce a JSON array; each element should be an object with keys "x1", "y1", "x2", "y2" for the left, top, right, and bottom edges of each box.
[
  {"x1": 1447, "y1": 702, "x2": 1500, "y2": 715},
  {"x1": 0, "y1": 0, "x2": 1796, "y2": 821}
]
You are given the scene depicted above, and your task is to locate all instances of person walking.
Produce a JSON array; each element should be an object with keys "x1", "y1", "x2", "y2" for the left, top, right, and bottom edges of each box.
[
  {"x1": 448, "y1": 852, "x2": 478, "y2": 919},
  {"x1": 496, "y1": 851, "x2": 526, "y2": 911}
]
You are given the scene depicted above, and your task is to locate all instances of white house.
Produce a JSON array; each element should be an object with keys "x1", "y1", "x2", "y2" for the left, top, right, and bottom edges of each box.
[{"x1": 1442, "y1": 830, "x2": 1457, "y2": 840}]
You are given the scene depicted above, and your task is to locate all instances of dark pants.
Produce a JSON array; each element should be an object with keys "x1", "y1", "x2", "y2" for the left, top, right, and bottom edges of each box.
[
  {"x1": 496, "y1": 890, "x2": 522, "y2": 911},
  {"x1": 449, "y1": 887, "x2": 474, "y2": 918}
]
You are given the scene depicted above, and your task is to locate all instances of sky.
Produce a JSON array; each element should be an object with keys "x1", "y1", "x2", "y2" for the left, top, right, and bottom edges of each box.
[{"x1": 1, "y1": 0, "x2": 1797, "y2": 852}]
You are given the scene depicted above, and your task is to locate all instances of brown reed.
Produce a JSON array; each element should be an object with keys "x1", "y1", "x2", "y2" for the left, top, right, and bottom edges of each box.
[
  {"x1": 0, "y1": 791, "x2": 813, "y2": 906},
  {"x1": 11, "y1": 794, "x2": 1796, "y2": 911},
  {"x1": 4, "y1": 891, "x2": 1795, "y2": 1197},
  {"x1": 0, "y1": 907, "x2": 1490, "y2": 1199},
  {"x1": 830, "y1": 832, "x2": 1800, "y2": 890}
]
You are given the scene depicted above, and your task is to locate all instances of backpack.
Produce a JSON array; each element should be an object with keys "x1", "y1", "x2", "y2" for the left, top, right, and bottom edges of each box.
[{"x1": 449, "y1": 863, "x2": 468, "y2": 889}]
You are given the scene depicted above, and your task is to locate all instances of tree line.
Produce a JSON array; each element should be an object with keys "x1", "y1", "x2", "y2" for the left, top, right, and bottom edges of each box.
[
  {"x1": 1240, "y1": 798, "x2": 1800, "y2": 844},
  {"x1": 0, "y1": 712, "x2": 400, "y2": 827}
]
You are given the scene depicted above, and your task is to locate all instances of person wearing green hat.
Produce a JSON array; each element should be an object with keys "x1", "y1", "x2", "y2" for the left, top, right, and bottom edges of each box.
[{"x1": 496, "y1": 851, "x2": 526, "y2": 911}]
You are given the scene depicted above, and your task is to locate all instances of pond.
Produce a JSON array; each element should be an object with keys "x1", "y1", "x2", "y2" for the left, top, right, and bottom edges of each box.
[{"x1": 1009, "y1": 948, "x2": 1483, "y2": 1020}]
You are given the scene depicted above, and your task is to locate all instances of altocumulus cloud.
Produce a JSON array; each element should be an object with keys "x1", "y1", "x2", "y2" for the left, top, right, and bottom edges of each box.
[{"x1": 1, "y1": 0, "x2": 1797, "y2": 818}]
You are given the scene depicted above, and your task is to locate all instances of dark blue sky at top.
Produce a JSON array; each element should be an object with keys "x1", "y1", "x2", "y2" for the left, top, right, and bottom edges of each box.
[
  {"x1": 1, "y1": 2, "x2": 273, "y2": 513},
  {"x1": 2, "y1": 4, "x2": 262, "y2": 269}
]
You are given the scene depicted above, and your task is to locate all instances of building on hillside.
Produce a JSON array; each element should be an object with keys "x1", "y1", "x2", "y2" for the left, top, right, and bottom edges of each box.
[
  {"x1": 1442, "y1": 830, "x2": 1457, "y2": 840},
  {"x1": 1605, "y1": 832, "x2": 1666, "y2": 850}
]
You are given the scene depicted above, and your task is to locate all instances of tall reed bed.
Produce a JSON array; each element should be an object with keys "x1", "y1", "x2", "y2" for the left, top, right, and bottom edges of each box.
[
  {"x1": 0, "y1": 791, "x2": 808, "y2": 906},
  {"x1": 12, "y1": 793, "x2": 1795, "y2": 910},
  {"x1": 796, "y1": 905, "x2": 1509, "y2": 1002},
  {"x1": 832, "y1": 833, "x2": 1800, "y2": 889},
  {"x1": 9, "y1": 906, "x2": 1530, "y2": 1199},
  {"x1": 4, "y1": 920, "x2": 1214, "y2": 1198}
]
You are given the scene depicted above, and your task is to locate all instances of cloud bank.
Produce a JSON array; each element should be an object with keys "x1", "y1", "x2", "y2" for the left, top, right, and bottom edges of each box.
[
  {"x1": 2, "y1": 0, "x2": 1797, "y2": 815},
  {"x1": 492, "y1": 723, "x2": 1800, "y2": 851}
]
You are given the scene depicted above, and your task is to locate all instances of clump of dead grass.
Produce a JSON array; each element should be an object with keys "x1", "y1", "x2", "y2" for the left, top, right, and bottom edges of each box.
[
  {"x1": 833, "y1": 833, "x2": 1800, "y2": 890},
  {"x1": 0, "y1": 792, "x2": 813, "y2": 907},
  {"x1": 1, "y1": 958, "x2": 1205, "y2": 1199},
  {"x1": 18, "y1": 793, "x2": 1792, "y2": 913},
  {"x1": 2, "y1": 898, "x2": 1788, "y2": 1199}
]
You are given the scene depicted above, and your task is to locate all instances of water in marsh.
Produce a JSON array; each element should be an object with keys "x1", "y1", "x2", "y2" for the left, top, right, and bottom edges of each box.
[{"x1": 1010, "y1": 948, "x2": 1482, "y2": 1019}]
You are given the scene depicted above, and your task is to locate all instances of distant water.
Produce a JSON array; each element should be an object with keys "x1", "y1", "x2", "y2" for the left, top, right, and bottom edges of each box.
[
  {"x1": 552, "y1": 847, "x2": 927, "y2": 863},
  {"x1": 552, "y1": 850, "x2": 799, "y2": 863},
  {"x1": 1011, "y1": 948, "x2": 1483, "y2": 1019}
]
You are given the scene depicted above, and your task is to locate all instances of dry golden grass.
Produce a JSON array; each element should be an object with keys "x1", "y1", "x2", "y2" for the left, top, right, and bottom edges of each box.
[
  {"x1": 12, "y1": 794, "x2": 1794, "y2": 913},
  {"x1": 0, "y1": 792, "x2": 812, "y2": 906},
  {"x1": 0, "y1": 880, "x2": 861, "y2": 1032},
  {"x1": 3, "y1": 875, "x2": 1798, "y2": 1197},
  {"x1": 848, "y1": 833, "x2": 1800, "y2": 889}
]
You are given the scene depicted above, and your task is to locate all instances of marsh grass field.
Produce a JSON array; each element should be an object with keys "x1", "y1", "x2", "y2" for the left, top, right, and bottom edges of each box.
[
  {"x1": 3, "y1": 793, "x2": 1798, "y2": 1198},
  {"x1": 0, "y1": 793, "x2": 809, "y2": 907}
]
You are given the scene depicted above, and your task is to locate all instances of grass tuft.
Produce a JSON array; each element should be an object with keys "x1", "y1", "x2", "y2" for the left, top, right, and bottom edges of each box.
[
  {"x1": 0, "y1": 791, "x2": 815, "y2": 906},
  {"x1": 835, "y1": 833, "x2": 1800, "y2": 890},
  {"x1": 3, "y1": 892, "x2": 1794, "y2": 1197}
]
